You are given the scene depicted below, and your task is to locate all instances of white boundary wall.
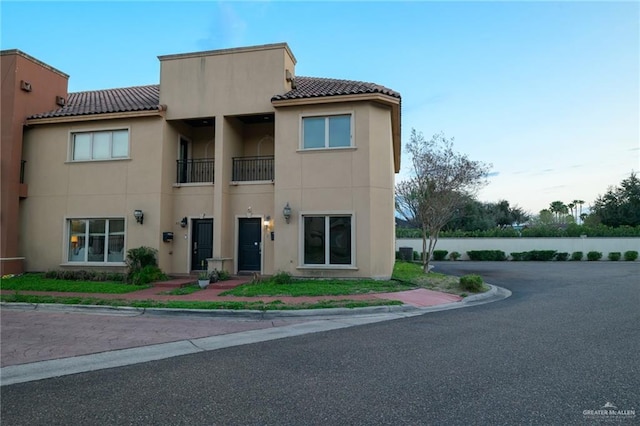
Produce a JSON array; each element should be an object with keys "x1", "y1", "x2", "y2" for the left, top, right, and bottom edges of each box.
[{"x1": 396, "y1": 238, "x2": 640, "y2": 260}]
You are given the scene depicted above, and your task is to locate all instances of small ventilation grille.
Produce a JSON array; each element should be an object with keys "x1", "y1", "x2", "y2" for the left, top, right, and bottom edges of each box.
[{"x1": 20, "y1": 80, "x2": 32, "y2": 92}]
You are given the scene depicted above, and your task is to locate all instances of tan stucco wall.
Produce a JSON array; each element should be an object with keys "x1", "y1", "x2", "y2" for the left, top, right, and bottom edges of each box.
[
  {"x1": 20, "y1": 116, "x2": 165, "y2": 271},
  {"x1": 273, "y1": 101, "x2": 396, "y2": 278},
  {"x1": 159, "y1": 44, "x2": 295, "y2": 119}
]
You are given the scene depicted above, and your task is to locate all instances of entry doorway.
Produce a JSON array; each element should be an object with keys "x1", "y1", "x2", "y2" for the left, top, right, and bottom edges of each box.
[
  {"x1": 191, "y1": 219, "x2": 213, "y2": 271},
  {"x1": 238, "y1": 218, "x2": 261, "y2": 273}
]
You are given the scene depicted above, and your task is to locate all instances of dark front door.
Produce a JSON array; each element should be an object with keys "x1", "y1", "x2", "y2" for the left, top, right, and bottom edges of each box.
[
  {"x1": 238, "y1": 218, "x2": 261, "y2": 272},
  {"x1": 191, "y1": 219, "x2": 213, "y2": 271}
]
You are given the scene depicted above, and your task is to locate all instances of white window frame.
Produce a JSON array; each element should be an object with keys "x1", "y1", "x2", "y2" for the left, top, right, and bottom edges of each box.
[
  {"x1": 299, "y1": 112, "x2": 354, "y2": 150},
  {"x1": 298, "y1": 211, "x2": 356, "y2": 269},
  {"x1": 65, "y1": 217, "x2": 126, "y2": 264},
  {"x1": 69, "y1": 128, "x2": 130, "y2": 162}
]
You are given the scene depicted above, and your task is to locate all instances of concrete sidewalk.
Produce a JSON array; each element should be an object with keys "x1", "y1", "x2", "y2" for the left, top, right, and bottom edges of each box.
[{"x1": 0, "y1": 284, "x2": 510, "y2": 386}]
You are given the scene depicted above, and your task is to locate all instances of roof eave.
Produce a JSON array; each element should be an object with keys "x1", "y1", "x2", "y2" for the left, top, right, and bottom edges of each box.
[{"x1": 25, "y1": 109, "x2": 165, "y2": 126}]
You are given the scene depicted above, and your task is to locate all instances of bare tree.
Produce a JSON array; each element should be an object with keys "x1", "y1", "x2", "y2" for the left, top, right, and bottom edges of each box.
[{"x1": 395, "y1": 130, "x2": 491, "y2": 273}]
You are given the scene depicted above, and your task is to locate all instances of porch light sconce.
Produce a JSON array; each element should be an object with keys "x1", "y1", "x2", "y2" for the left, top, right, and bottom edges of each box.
[
  {"x1": 179, "y1": 217, "x2": 188, "y2": 228},
  {"x1": 134, "y1": 209, "x2": 144, "y2": 224},
  {"x1": 283, "y1": 202, "x2": 292, "y2": 224},
  {"x1": 264, "y1": 215, "x2": 272, "y2": 230}
]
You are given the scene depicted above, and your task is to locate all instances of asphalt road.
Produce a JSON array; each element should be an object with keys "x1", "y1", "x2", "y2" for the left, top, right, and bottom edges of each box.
[{"x1": 2, "y1": 262, "x2": 638, "y2": 425}]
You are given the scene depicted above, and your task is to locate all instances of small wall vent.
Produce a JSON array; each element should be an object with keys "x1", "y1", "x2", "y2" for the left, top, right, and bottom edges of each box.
[
  {"x1": 20, "y1": 80, "x2": 32, "y2": 92},
  {"x1": 55, "y1": 96, "x2": 66, "y2": 106}
]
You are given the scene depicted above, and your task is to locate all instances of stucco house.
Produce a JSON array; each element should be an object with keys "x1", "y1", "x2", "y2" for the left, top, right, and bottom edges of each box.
[{"x1": 3, "y1": 43, "x2": 401, "y2": 279}]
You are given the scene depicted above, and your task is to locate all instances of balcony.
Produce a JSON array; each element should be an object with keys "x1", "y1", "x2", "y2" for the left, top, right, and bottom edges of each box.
[
  {"x1": 176, "y1": 158, "x2": 214, "y2": 184},
  {"x1": 232, "y1": 156, "x2": 274, "y2": 182}
]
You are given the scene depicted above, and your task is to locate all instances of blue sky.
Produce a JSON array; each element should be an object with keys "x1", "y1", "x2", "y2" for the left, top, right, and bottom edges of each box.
[{"x1": 2, "y1": 1, "x2": 638, "y2": 215}]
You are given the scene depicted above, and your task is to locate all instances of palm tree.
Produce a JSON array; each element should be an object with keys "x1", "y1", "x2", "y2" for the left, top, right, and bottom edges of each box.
[
  {"x1": 549, "y1": 201, "x2": 567, "y2": 223},
  {"x1": 568, "y1": 202, "x2": 576, "y2": 222}
]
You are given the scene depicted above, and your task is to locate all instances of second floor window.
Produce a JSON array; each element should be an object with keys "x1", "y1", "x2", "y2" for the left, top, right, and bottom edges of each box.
[
  {"x1": 302, "y1": 114, "x2": 351, "y2": 149},
  {"x1": 72, "y1": 129, "x2": 129, "y2": 161}
]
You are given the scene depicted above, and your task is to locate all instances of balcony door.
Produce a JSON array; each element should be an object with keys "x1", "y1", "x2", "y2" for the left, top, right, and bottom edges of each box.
[
  {"x1": 191, "y1": 219, "x2": 213, "y2": 271},
  {"x1": 238, "y1": 218, "x2": 261, "y2": 272},
  {"x1": 179, "y1": 137, "x2": 189, "y2": 183}
]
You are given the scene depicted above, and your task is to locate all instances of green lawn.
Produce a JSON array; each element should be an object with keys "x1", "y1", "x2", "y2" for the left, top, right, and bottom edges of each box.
[
  {"x1": 222, "y1": 261, "x2": 475, "y2": 297},
  {"x1": 0, "y1": 273, "x2": 149, "y2": 294}
]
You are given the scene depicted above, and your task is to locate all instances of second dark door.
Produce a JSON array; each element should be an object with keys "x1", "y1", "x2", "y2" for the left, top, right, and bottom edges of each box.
[{"x1": 191, "y1": 219, "x2": 213, "y2": 271}]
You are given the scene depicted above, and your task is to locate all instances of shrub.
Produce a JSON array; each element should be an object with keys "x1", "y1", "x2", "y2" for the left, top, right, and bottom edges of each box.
[
  {"x1": 587, "y1": 251, "x2": 602, "y2": 261},
  {"x1": 607, "y1": 252, "x2": 621, "y2": 261},
  {"x1": 217, "y1": 269, "x2": 231, "y2": 281},
  {"x1": 126, "y1": 246, "x2": 159, "y2": 283},
  {"x1": 571, "y1": 251, "x2": 583, "y2": 261},
  {"x1": 449, "y1": 251, "x2": 461, "y2": 261},
  {"x1": 130, "y1": 265, "x2": 167, "y2": 285},
  {"x1": 528, "y1": 250, "x2": 557, "y2": 261},
  {"x1": 510, "y1": 252, "x2": 527, "y2": 261},
  {"x1": 395, "y1": 251, "x2": 402, "y2": 260},
  {"x1": 272, "y1": 271, "x2": 293, "y2": 284},
  {"x1": 467, "y1": 250, "x2": 506, "y2": 261},
  {"x1": 624, "y1": 250, "x2": 638, "y2": 261},
  {"x1": 460, "y1": 274, "x2": 484, "y2": 292},
  {"x1": 555, "y1": 252, "x2": 569, "y2": 261},
  {"x1": 432, "y1": 250, "x2": 448, "y2": 261}
]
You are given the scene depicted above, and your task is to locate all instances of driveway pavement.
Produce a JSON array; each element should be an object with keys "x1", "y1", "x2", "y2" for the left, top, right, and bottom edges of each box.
[
  {"x1": 1, "y1": 262, "x2": 637, "y2": 425},
  {"x1": 0, "y1": 279, "x2": 505, "y2": 385}
]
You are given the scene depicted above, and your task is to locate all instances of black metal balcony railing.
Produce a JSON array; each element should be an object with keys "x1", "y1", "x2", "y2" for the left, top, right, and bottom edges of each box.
[
  {"x1": 20, "y1": 160, "x2": 26, "y2": 183},
  {"x1": 176, "y1": 158, "x2": 215, "y2": 184},
  {"x1": 232, "y1": 156, "x2": 274, "y2": 182}
]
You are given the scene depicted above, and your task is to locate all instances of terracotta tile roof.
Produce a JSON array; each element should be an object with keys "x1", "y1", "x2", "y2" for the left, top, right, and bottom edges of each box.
[
  {"x1": 271, "y1": 76, "x2": 400, "y2": 101},
  {"x1": 28, "y1": 85, "x2": 160, "y2": 119}
]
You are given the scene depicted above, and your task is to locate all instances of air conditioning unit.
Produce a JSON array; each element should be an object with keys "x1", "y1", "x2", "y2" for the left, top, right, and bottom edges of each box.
[
  {"x1": 55, "y1": 96, "x2": 66, "y2": 106},
  {"x1": 20, "y1": 80, "x2": 32, "y2": 92}
]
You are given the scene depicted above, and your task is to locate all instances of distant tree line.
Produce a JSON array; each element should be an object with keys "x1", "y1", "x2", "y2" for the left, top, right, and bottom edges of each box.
[{"x1": 397, "y1": 171, "x2": 640, "y2": 238}]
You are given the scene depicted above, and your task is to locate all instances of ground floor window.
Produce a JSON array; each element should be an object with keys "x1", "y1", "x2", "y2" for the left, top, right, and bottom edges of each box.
[
  {"x1": 68, "y1": 218, "x2": 125, "y2": 263},
  {"x1": 303, "y1": 215, "x2": 352, "y2": 266}
]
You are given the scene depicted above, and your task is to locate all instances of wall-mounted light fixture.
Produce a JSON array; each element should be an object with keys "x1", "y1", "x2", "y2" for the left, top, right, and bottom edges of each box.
[
  {"x1": 283, "y1": 202, "x2": 292, "y2": 224},
  {"x1": 134, "y1": 209, "x2": 144, "y2": 224},
  {"x1": 180, "y1": 217, "x2": 188, "y2": 228},
  {"x1": 247, "y1": 206, "x2": 253, "y2": 218},
  {"x1": 263, "y1": 215, "x2": 272, "y2": 231}
]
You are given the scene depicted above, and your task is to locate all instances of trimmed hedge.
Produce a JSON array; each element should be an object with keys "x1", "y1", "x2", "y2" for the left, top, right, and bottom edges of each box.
[
  {"x1": 449, "y1": 251, "x2": 461, "y2": 261},
  {"x1": 607, "y1": 252, "x2": 621, "y2": 261},
  {"x1": 555, "y1": 252, "x2": 569, "y2": 261},
  {"x1": 587, "y1": 251, "x2": 602, "y2": 261},
  {"x1": 44, "y1": 270, "x2": 125, "y2": 282},
  {"x1": 624, "y1": 250, "x2": 638, "y2": 261},
  {"x1": 432, "y1": 250, "x2": 448, "y2": 261},
  {"x1": 571, "y1": 251, "x2": 584, "y2": 261},
  {"x1": 467, "y1": 250, "x2": 506, "y2": 261}
]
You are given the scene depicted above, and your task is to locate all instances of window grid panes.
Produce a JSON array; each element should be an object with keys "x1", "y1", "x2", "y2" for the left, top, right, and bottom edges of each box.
[
  {"x1": 68, "y1": 218, "x2": 125, "y2": 263},
  {"x1": 303, "y1": 215, "x2": 352, "y2": 266},
  {"x1": 72, "y1": 130, "x2": 129, "y2": 161},
  {"x1": 302, "y1": 115, "x2": 351, "y2": 149}
]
